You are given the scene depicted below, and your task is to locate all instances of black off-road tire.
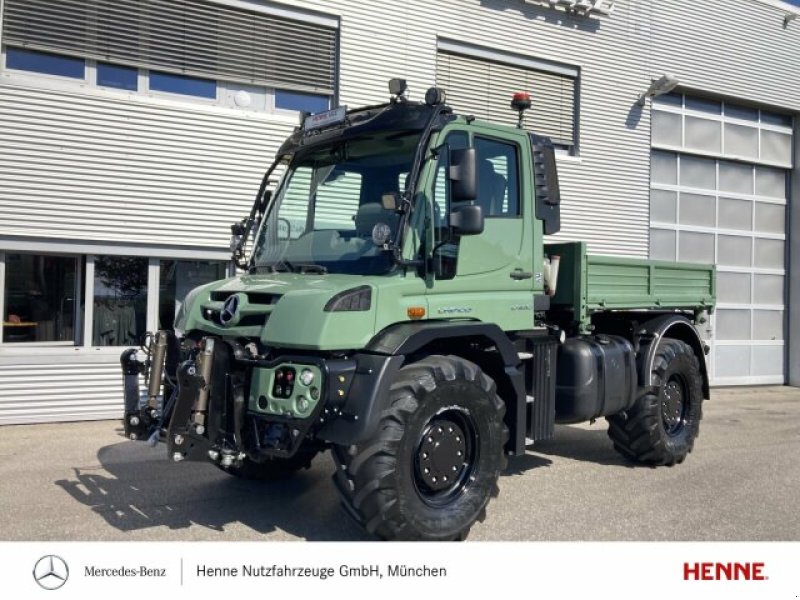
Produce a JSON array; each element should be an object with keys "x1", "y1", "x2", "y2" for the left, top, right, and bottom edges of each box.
[
  {"x1": 332, "y1": 355, "x2": 508, "y2": 541},
  {"x1": 607, "y1": 338, "x2": 703, "y2": 466},
  {"x1": 219, "y1": 445, "x2": 320, "y2": 481}
]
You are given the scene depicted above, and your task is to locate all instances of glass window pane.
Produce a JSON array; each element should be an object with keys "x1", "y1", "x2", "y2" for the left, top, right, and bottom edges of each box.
[
  {"x1": 714, "y1": 345, "x2": 750, "y2": 378},
  {"x1": 651, "y1": 150, "x2": 677, "y2": 185},
  {"x1": 716, "y1": 309, "x2": 751, "y2": 340},
  {"x1": 650, "y1": 189, "x2": 677, "y2": 223},
  {"x1": 680, "y1": 155, "x2": 715, "y2": 190},
  {"x1": 725, "y1": 104, "x2": 759, "y2": 122},
  {"x1": 652, "y1": 111, "x2": 682, "y2": 146},
  {"x1": 755, "y1": 167, "x2": 786, "y2": 199},
  {"x1": 275, "y1": 90, "x2": 330, "y2": 113},
  {"x1": 475, "y1": 137, "x2": 520, "y2": 217},
  {"x1": 753, "y1": 310, "x2": 783, "y2": 340},
  {"x1": 717, "y1": 272, "x2": 751, "y2": 304},
  {"x1": 718, "y1": 235, "x2": 752, "y2": 267},
  {"x1": 650, "y1": 228, "x2": 676, "y2": 261},
  {"x1": 753, "y1": 274, "x2": 784, "y2": 305},
  {"x1": 3, "y1": 254, "x2": 79, "y2": 343},
  {"x1": 751, "y1": 345, "x2": 784, "y2": 376},
  {"x1": 679, "y1": 193, "x2": 715, "y2": 227},
  {"x1": 315, "y1": 171, "x2": 363, "y2": 229},
  {"x1": 653, "y1": 92, "x2": 682, "y2": 108},
  {"x1": 685, "y1": 116, "x2": 721, "y2": 153},
  {"x1": 150, "y1": 71, "x2": 216, "y2": 98},
  {"x1": 719, "y1": 161, "x2": 753, "y2": 194},
  {"x1": 220, "y1": 83, "x2": 267, "y2": 111},
  {"x1": 760, "y1": 111, "x2": 792, "y2": 127},
  {"x1": 159, "y1": 260, "x2": 227, "y2": 330},
  {"x1": 718, "y1": 197, "x2": 752, "y2": 230},
  {"x1": 760, "y1": 131, "x2": 792, "y2": 165},
  {"x1": 679, "y1": 231, "x2": 714, "y2": 263},
  {"x1": 685, "y1": 96, "x2": 721, "y2": 114},
  {"x1": 754, "y1": 238, "x2": 784, "y2": 269},
  {"x1": 97, "y1": 62, "x2": 138, "y2": 91},
  {"x1": 6, "y1": 48, "x2": 84, "y2": 78},
  {"x1": 754, "y1": 202, "x2": 785, "y2": 234},
  {"x1": 723, "y1": 124, "x2": 758, "y2": 159},
  {"x1": 93, "y1": 256, "x2": 148, "y2": 346}
]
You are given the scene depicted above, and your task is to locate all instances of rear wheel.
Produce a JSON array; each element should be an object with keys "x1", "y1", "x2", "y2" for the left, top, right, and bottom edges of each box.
[
  {"x1": 332, "y1": 355, "x2": 508, "y2": 541},
  {"x1": 607, "y1": 339, "x2": 703, "y2": 466}
]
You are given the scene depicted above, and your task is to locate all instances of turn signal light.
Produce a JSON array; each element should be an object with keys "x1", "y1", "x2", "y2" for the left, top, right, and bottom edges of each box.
[{"x1": 407, "y1": 306, "x2": 426, "y2": 320}]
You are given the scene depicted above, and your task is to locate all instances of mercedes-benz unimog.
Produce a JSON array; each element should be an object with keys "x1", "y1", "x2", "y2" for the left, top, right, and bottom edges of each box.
[{"x1": 120, "y1": 80, "x2": 716, "y2": 541}]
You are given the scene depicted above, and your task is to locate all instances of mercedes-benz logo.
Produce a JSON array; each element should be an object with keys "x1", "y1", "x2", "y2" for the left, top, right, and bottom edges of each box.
[
  {"x1": 219, "y1": 294, "x2": 241, "y2": 326},
  {"x1": 33, "y1": 555, "x2": 69, "y2": 590}
]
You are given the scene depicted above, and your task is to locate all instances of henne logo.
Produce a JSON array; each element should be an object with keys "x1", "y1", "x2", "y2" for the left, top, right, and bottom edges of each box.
[
  {"x1": 220, "y1": 293, "x2": 242, "y2": 326},
  {"x1": 33, "y1": 555, "x2": 69, "y2": 590},
  {"x1": 683, "y1": 562, "x2": 767, "y2": 581}
]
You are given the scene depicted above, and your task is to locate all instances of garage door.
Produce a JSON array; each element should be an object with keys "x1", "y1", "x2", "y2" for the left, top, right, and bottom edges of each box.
[{"x1": 650, "y1": 93, "x2": 793, "y2": 385}]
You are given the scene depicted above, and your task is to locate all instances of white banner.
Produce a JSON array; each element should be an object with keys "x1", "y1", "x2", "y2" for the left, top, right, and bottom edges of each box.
[{"x1": 1, "y1": 541, "x2": 797, "y2": 599}]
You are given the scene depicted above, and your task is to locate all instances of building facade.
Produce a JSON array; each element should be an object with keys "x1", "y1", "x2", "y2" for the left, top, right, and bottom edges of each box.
[{"x1": 0, "y1": 0, "x2": 798, "y2": 424}]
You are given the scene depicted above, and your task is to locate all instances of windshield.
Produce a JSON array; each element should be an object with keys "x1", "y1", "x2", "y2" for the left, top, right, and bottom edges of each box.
[{"x1": 251, "y1": 131, "x2": 420, "y2": 275}]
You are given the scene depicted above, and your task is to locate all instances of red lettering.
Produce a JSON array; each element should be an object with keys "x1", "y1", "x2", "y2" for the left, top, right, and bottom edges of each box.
[{"x1": 683, "y1": 562, "x2": 767, "y2": 581}]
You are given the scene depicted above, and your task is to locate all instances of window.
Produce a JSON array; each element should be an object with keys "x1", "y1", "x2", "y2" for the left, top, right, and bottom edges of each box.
[
  {"x1": 2, "y1": 254, "x2": 81, "y2": 343},
  {"x1": 92, "y1": 256, "x2": 148, "y2": 346},
  {"x1": 276, "y1": 90, "x2": 330, "y2": 113},
  {"x1": 2, "y1": 0, "x2": 337, "y2": 95},
  {"x1": 97, "y1": 62, "x2": 138, "y2": 91},
  {"x1": 436, "y1": 48, "x2": 577, "y2": 151},
  {"x1": 5, "y1": 47, "x2": 84, "y2": 78},
  {"x1": 475, "y1": 137, "x2": 520, "y2": 217},
  {"x1": 159, "y1": 260, "x2": 227, "y2": 330},
  {"x1": 149, "y1": 71, "x2": 216, "y2": 99}
]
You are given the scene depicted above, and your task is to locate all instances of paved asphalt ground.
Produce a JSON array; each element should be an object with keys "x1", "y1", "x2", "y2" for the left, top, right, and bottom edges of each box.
[{"x1": 1, "y1": 386, "x2": 798, "y2": 541}]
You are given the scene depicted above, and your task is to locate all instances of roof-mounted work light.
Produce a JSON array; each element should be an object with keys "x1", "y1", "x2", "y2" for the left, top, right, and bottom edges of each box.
[{"x1": 389, "y1": 78, "x2": 408, "y2": 101}]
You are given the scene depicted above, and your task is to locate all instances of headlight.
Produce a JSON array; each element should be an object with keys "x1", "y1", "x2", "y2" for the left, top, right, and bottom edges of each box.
[
  {"x1": 323, "y1": 286, "x2": 372, "y2": 312},
  {"x1": 299, "y1": 368, "x2": 315, "y2": 386}
]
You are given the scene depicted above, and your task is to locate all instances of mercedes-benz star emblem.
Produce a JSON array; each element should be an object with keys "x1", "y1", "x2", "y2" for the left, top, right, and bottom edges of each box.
[
  {"x1": 219, "y1": 294, "x2": 240, "y2": 326},
  {"x1": 33, "y1": 555, "x2": 69, "y2": 590}
]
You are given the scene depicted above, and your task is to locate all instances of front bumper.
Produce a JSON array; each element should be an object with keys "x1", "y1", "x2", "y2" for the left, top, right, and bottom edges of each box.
[{"x1": 121, "y1": 333, "x2": 401, "y2": 466}]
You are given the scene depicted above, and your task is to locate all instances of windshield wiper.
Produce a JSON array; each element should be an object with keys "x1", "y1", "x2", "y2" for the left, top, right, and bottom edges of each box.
[
  {"x1": 249, "y1": 262, "x2": 293, "y2": 274},
  {"x1": 288, "y1": 262, "x2": 328, "y2": 274}
]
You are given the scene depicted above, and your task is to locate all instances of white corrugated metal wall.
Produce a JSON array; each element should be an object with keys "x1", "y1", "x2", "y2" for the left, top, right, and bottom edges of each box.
[{"x1": 0, "y1": 0, "x2": 798, "y2": 423}]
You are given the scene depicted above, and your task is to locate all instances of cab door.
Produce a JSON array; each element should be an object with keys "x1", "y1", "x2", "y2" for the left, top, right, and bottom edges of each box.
[{"x1": 422, "y1": 125, "x2": 536, "y2": 331}]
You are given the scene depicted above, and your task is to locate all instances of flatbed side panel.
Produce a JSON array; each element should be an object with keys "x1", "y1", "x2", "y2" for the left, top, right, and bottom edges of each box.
[{"x1": 585, "y1": 255, "x2": 715, "y2": 312}]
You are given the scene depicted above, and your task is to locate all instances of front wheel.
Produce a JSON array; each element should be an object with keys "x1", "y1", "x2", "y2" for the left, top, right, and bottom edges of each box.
[
  {"x1": 607, "y1": 339, "x2": 703, "y2": 466},
  {"x1": 332, "y1": 355, "x2": 508, "y2": 541}
]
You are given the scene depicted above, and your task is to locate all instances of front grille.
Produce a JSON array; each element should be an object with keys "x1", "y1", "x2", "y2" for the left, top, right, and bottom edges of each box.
[
  {"x1": 210, "y1": 291, "x2": 281, "y2": 305},
  {"x1": 202, "y1": 309, "x2": 270, "y2": 328}
]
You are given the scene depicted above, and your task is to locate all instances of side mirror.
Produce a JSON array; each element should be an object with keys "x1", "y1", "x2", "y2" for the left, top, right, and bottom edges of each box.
[
  {"x1": 450, "y1": 204, "x2": 484, "y2": 236},
  {"x1": 448, "y1": 147, "x2": 477, "y2": 202}
]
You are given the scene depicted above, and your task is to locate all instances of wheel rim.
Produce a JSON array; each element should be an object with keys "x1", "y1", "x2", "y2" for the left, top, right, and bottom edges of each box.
[
  {"x1": 413, "y1": 409, "x2": 478, "y2": 507},
  {"x1": 662, "y1": 375, "x2": 689, "y2": 436}
]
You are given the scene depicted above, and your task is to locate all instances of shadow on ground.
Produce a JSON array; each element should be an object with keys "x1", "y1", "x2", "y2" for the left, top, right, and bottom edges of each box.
[
  {"x1": 53, "y1": 423, "x2": 632, "y2": 540},
  {"x1": 55, "y1": 438, "x2": 370, "y2": 541}
]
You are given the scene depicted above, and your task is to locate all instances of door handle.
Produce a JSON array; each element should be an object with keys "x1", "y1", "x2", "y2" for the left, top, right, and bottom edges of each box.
[{"x1": 510, "y1": 269, "x2": 533, "y2": 280}]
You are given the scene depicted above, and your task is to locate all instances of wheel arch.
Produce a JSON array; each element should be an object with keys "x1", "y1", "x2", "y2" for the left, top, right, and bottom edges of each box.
[
  {"x1": 366, "y1": 321, "x2": 527, "y2": 454},
  {"x1": 638, "y1": 314, "x2": 710, "y2": 399}
]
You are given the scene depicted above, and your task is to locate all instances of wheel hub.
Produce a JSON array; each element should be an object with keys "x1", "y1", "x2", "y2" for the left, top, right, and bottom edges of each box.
[
  {"x1": 416, "y1": 419, "x2": 467, "y2": 492},
  {"x1": 662, "y1": 378, "x2": 686, "y2": 435}
]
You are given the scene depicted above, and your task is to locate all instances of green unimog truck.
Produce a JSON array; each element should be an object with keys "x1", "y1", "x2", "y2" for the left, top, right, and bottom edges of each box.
[{"x1": 121, "y1": 80, "x2": 716, "y2": 541}]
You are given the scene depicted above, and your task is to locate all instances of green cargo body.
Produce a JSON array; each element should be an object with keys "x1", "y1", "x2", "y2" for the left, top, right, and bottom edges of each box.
[{"x1": 548, "y1": 242, "x2": 716, "y2": 328}]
